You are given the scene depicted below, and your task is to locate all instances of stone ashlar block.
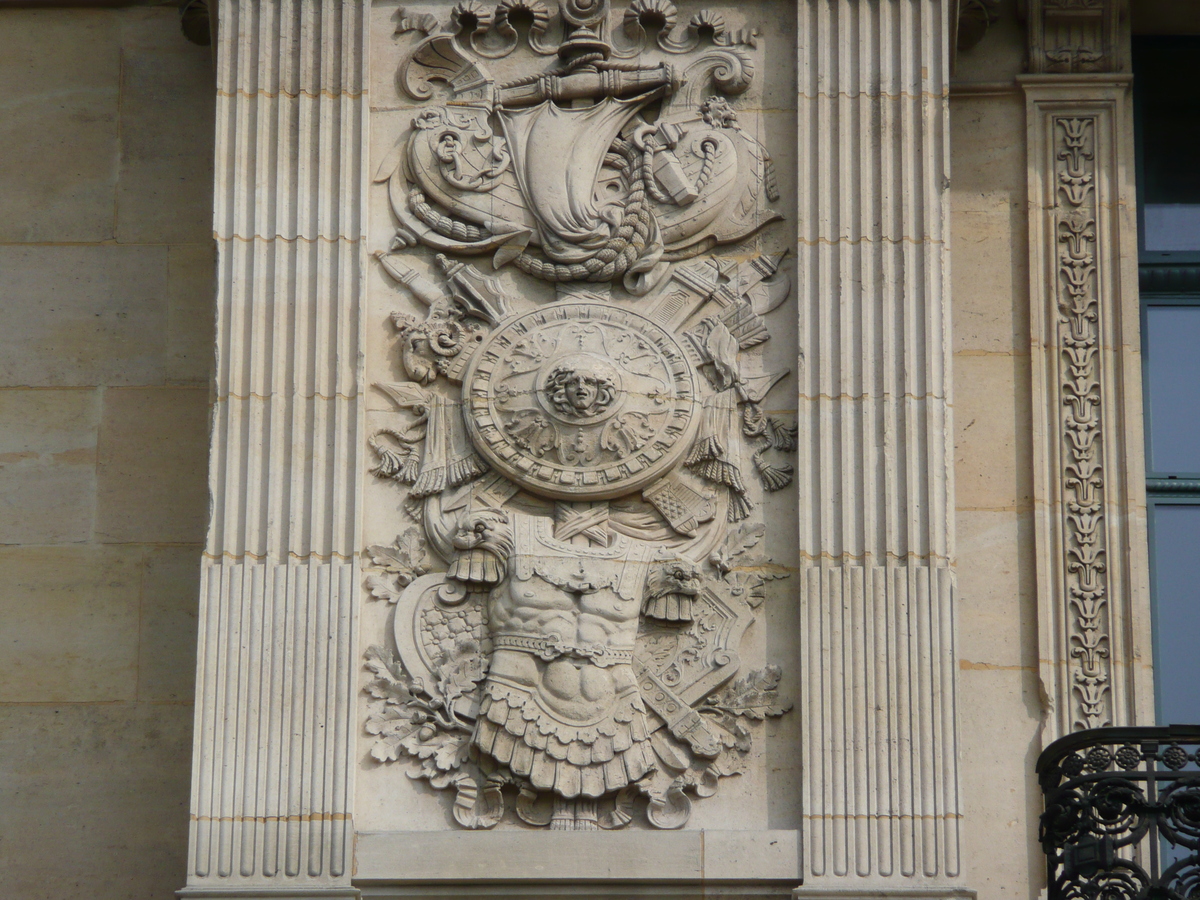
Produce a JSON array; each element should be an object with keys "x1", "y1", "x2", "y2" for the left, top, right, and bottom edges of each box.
[
  {"x1": 0, "y1": 10, "x2": 121, "y2": 243},
  {"x1": 115, "y1": 9, "x2": 215, "y2": 245},
  {"x1": 0, "y1": 388, "x2": 100, "y2": 544},
  {"x1": 167, "y1": 243, "x2": 217, "y2": 384},
  {"x1": 951, "y1": 204, "x2": 1029, "y2": 355},
  {"x1": 0, "y1": 545, "x2": 142, "y2": 703},
  {"x1": 0, "y1": 245, "x2": 169, "y2": 387},
  {"x1": 953, "y1": 352, "x2": 1034, "y2": 512},
  {"x1": 137, "y1": 545, "x2": 202, "y2": 704},
  {"x1": 96, "y1": 386, "x2": 210, "y2": 544},
  {"x1": 0, "y1": 702, "x2": 192, "y2": 898},
  {"x1": 954, "y1": 507, "x2": 1036, "y2": 669}
]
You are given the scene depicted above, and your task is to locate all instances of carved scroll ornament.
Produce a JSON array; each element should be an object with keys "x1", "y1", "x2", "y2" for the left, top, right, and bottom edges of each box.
[{"x1": 364, "y1": 0, "x2": 794, "y2": 832}]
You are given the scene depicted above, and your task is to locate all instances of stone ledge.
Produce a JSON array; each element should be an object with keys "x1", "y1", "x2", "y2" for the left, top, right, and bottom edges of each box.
[
  {"x1": 354, "y1": 829, "x2": 801, "y2": 884},
  {"x1": 360, "y1": 887, "x2": 793, "y2": 899},
  {"x1": 793, "y1": 890, "x2": 975, "y2": 899},
  {"x1": 178, "y1": 891, "x2": 360, "y2": 900}
]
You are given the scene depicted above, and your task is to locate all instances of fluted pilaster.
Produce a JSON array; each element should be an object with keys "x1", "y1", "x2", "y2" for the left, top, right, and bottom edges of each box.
[
  {"x1": 796, "y1": 0, "x2": 961, "y2": 884},
  {"x1": 183, "y1": 2, "x2": 367, "y2": 896}
]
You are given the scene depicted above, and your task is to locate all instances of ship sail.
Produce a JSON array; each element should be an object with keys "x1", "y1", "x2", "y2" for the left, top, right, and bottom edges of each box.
[{"x1": 497, "y1": 95, "x2": 655, "y2": 263}]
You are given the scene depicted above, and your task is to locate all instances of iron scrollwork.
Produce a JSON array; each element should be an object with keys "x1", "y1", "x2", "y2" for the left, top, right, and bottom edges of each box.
[{"x1": 1039, "y1": 726, "x2": 1200, "y2": 899}]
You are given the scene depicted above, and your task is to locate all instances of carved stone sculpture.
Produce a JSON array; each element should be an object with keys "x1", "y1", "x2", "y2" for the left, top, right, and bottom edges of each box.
[
  {"x1": 364, "y1": 0, "x2": 794, "y2": 831},
  {"x1": 376, "y1": 0, "x2": 779, "y2": 297},
  {"x1": 1023, "y1": 0, "x2": 1124, "y2": 74},
  {"x1": 465, "y1": 304, "x2": 701, "y2": 497}
]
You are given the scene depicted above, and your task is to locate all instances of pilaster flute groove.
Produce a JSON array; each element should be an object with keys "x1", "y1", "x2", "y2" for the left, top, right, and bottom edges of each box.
[
  {"x1": 185, "y1": 1, "x2": 367, "y2": 895},
  {"x1": 798, "y1": 0, "x2": 960, "y2": 884}
]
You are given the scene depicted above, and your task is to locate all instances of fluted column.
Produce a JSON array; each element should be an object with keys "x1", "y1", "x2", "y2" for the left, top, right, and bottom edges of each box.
[
  {"x1": 796, "y1": 0, "x2": 962, "y2": 886},
  {"x1": 182, "y1": 2, "x2": 367, "y2": 897}
]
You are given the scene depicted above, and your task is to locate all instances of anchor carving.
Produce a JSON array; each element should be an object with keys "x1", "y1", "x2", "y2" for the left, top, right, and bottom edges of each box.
[{"x1": 363, "y1": 0, "x2": 795, "y2": 832}]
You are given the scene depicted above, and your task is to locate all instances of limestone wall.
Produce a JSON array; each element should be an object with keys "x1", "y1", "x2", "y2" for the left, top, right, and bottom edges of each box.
[
  {"x1": 952, "y1": 4, "x2": 1057, "y2": 896},
  {"x1": 0, "y1": 2, "x2": 1152, "y2": 899},
  {"x1": 0, "y1": 8, "x2": 214, "y2": 898}
]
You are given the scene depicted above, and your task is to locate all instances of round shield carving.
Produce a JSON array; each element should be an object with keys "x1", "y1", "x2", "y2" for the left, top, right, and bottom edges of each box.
[{"x1": 463, "y1": 303, "x2": 702, "y2": 500}]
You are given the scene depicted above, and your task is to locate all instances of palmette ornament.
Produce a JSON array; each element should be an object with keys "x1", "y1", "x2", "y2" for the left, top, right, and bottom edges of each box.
[{"x1": 363, "y1": 0, "x2": 796, "y2": 831}]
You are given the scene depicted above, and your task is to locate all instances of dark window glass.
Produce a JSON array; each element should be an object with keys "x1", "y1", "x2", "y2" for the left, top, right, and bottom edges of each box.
[
  {"x1": 1145, "y1": 304, "x2": 1200, "y2": 475},
  {"x1": 1135, "y1": 39, "x2": 1200, "y2": 253},
  {"x1": 1136, "y1": 37, "x2": 1200, "y2": 726},
  {"x1": 1151, "y1": 503, "x2": 1200, "y2": 725}
]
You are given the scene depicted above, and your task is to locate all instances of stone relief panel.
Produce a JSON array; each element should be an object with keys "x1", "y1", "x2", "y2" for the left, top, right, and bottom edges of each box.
[
  {"x1": 1052, "y1": 116, "x2": 1111, "y2": 730},
  {"x1": 1024, "y1": 0, "x2": 1125, "y2": 74},
  {"x1": 359, "y1": 0, "x2": 799, "y2": 833},
  {"x1": 1025, "y1": 82, "x2": 1151, "y2": 745}
]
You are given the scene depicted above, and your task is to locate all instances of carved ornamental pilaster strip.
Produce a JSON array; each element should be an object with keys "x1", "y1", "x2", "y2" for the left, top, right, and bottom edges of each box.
[
  {"x1": 1055, "y1": 116, "x2": 1109, "y2": 729},
  {"x1": 1022, "y1": 79, "x2": 1153, "y2": 745}
]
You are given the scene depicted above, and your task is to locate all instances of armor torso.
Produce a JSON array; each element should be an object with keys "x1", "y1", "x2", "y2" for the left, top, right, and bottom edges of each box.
[{"x1": 474, "y1": 513, "x2": 657, "y2": 798}]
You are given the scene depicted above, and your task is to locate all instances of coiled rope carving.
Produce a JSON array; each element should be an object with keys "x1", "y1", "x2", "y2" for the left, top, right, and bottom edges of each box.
[
  {"x1": 409, "y1": 189, "x2": 491, "y2": 243},
  {"x1": 641, "y1": 135, "x2": 718, "y2": 205},
  {"x1": 409, "y1": 124, "x2": 723, "y2": 283},
  {"x1": 513, "y1": 137, "x2": 656, "y2": 283}
]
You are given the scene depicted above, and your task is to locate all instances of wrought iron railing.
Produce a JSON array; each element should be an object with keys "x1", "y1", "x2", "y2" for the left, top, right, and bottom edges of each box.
[{"x1": 1039, "y1": 726, "x2": 1200, "y2": 899}]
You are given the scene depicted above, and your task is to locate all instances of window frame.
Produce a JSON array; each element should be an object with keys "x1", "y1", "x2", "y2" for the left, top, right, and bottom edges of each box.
[
  {"x1": 1145, "y1": 495, "x2": 1200, "y2": 724},
  {"x1": 1134, "y1": 33, "x2": 1200, "y2": 725},
  {"x1": 1139, "y1": 295, "x2": 1200, "y2": 481},
  {"x1": 1134, "y1": 34, "x2": 1200, "y2": 266}
]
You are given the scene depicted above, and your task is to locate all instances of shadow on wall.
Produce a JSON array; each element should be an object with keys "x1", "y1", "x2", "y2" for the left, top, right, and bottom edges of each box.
[{"x1": 0, "y1": 6, "x2": 215, "y2": 899}]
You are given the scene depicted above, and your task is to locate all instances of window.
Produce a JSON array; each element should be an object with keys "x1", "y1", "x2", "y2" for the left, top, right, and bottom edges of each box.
[
  {"x1": 1135, "y1": 36, "x2": 1200, "y2": 725},
  {"x1": 1137, "y1": 38, "x2": 1200, "y2": 259}
]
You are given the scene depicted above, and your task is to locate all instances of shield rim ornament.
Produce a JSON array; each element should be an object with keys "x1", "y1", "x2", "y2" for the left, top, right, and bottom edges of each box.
[{"x1": 461, "y1": 302, "x2": 704, "y2": 501}]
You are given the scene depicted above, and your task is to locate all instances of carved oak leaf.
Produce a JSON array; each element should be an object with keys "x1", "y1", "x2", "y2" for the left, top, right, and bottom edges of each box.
[
  {"x1": 727, "y1": 570, "x2": 789, "y2": 609},
  {"x1": 364, "y1": 643, "x2": 401, "y2": 681},
  {"x1": 401, "y1": 729, "x2": 472, "y2": 776},
  {"x1": 365, "y1": 574, "x2": 402, "y2": 604},
  {"x1": 363, "y1": 645, "x2": 419, "y2": 704},
  {"x1": 728, "y1": 521, "x2": 765, "y2": 555},
  {"x1": 709, "y1": 522, "x2": 767, "y2": 574},
  {"x1": 730, "y1": 720, "x2": 754, "y2": 754},
  {"x1": 407, "y1": 754, "x2": 473, "y2": 791},
  {"x1": 436, "y1": 735, "x2": 472, "y2": 772},
  {"x1": 367, "y1": 528, "x2": 431, "y2": 585},
  {"x1": 364, "y1": 643, "x2": 478, "y2": 782},
  {"x1": 701, "y1": 665, "x2": 791, "y2": 721},
  {"x1": 397, "y1": 528, "x2": 427, "y2": 567},
  {"x1": 366, "y1": 707, "x2": 423, "y2": 763},
  {"x1": 438, "y1": 645, "x2": 487, "y2": 705},
  {"x1": 711, "y1": 742, "x2": 750, "y2": 774}
]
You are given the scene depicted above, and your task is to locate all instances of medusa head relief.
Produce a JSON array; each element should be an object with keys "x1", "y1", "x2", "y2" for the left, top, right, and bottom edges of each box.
[{"x1": 542, "y1": 362, "x2": 620, "y2": 420}]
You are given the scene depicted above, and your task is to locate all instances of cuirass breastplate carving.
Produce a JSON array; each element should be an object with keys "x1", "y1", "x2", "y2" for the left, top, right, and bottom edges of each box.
[{"x1": 510, "y1": 514, "x2": 652, "y2": 605}]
